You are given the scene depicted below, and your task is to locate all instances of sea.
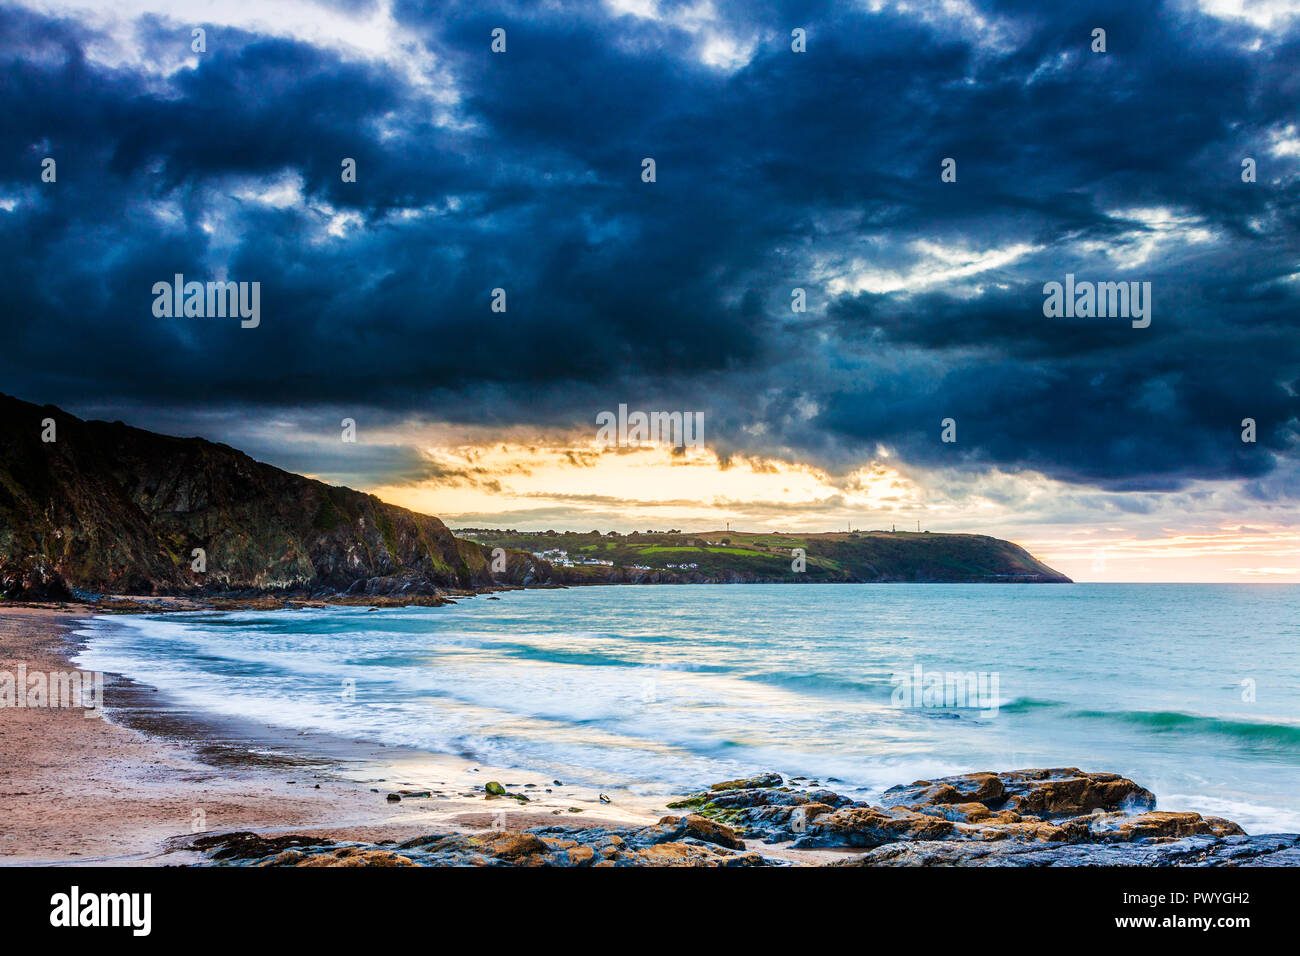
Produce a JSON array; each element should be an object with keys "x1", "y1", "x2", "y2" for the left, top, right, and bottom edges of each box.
[{"x1": 72, "y1": 583, "x2": 1300, "y2": 833}]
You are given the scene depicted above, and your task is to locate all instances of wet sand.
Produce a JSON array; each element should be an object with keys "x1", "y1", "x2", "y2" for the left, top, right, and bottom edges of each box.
[{"x1": 0, "y1": 606, "x2": 671, "y2": 865}]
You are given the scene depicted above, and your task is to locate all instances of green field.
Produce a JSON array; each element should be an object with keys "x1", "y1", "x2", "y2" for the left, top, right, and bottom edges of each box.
[{"x1": 451, "y1": 528, "x2": 1070, "y2": 584}]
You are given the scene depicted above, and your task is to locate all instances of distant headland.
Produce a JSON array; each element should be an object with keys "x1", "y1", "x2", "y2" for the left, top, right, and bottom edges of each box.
[{"x1": 457, "y1": 528, "x2": 1070, "y2": 586}]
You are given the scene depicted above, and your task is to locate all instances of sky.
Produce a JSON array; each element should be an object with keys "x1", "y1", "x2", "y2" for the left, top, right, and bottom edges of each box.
[{"x1": 1, "y1": 0, "x2": 1298, "y2": 581}]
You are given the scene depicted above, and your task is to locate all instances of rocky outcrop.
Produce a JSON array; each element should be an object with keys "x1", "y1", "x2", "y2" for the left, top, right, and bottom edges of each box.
[
  {"x1": 666, "y1": 768, "x2": 1287, "y2": 865},
  {"x1": 831, "y1": 831, "x2": 1300, "y2": 866},
  {"x1": 190, "y1": 767, "x2": 1298, "y2": 867},
  {"x1": 192, "y1": 814, "x2": 769, "y2": 867},
  {"x1": 878, "y1": 767, "x2": 1157, "y2": 816},
  {"x1": 708, "y1": 772, "x2": 785, "y2": 792},
  {"x1": 0, "y1": 393, "x2": 550, "y2": 599}
]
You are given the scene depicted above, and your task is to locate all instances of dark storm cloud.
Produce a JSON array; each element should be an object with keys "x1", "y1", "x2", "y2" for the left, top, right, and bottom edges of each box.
[{"x1": 0, "y1": 0, "x2": 1297, "y2": 491}]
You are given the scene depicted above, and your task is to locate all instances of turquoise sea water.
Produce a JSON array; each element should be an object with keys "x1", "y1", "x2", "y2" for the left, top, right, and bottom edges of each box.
[{"x1": 74, "y1": 584, "x2": 1300, "y2": 832}]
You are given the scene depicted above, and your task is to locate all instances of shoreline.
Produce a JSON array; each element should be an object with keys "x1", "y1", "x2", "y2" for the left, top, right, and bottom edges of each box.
[
  {"x1": 4, "y1": 601, "x2": 1299, "y2": 867},
  {"x1": 0, "y1": 605, "x2": 678, "y2": 865}
]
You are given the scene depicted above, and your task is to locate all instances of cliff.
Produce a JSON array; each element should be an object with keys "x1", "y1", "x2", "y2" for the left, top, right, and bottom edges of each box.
[{"x1": 0, "y1": 394, "x2": 546, "y2": 600}]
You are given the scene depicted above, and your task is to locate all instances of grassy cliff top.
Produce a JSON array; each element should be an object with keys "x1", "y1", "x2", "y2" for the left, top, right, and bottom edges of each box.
[{"x1": 454, "y1": 528, "x2": 1071, "y2": 584}]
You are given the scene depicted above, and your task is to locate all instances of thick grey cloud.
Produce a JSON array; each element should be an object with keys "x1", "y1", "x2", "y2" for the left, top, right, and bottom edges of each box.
[{"x1": 0, "y1": 0, "x2": 1296, "y2": 492}]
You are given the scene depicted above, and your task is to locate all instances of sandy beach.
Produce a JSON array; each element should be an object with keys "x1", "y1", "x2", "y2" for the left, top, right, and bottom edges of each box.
[{"x1": 0, "y1": 606, "x2": 670, "y2": 865}]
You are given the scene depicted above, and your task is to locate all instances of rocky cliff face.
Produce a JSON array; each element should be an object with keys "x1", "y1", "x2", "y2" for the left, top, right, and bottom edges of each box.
[{"x1": 0, "y1": 394, "x2": 546, "y2": 600}]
